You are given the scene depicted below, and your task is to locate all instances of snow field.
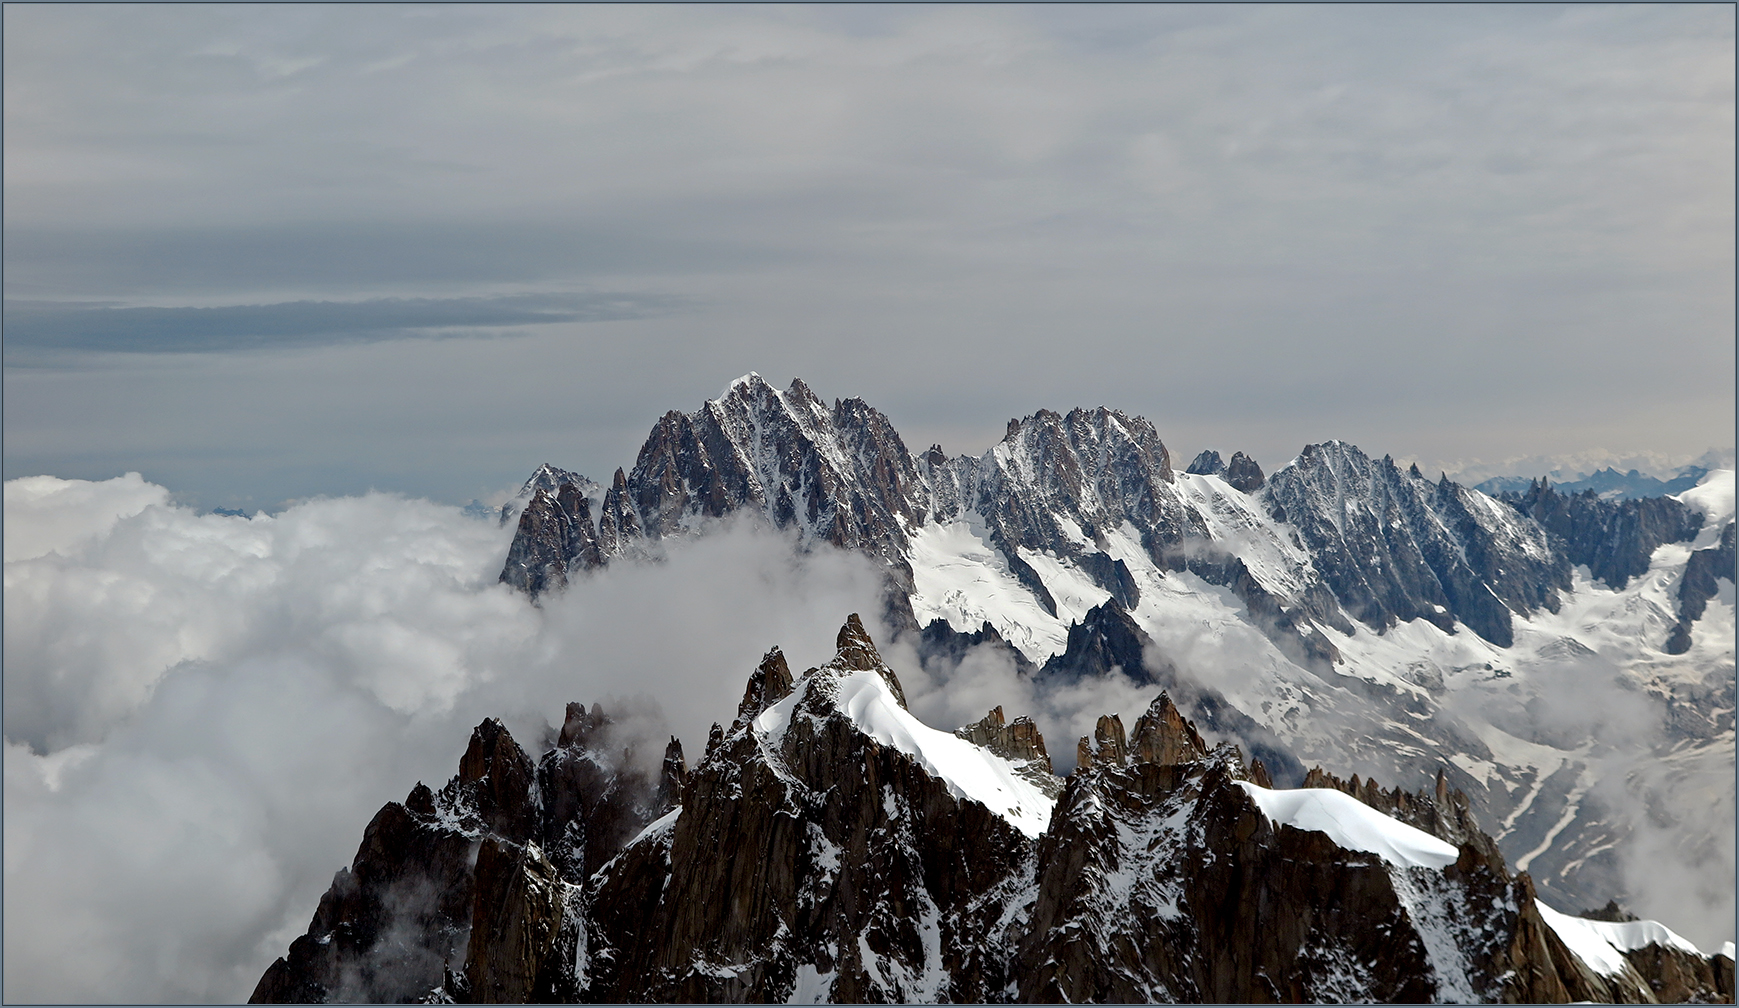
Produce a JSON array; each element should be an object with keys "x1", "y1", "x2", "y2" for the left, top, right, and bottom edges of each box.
[{"x1": 906, "y1": 520, "x2": 1070, "y2": 661}]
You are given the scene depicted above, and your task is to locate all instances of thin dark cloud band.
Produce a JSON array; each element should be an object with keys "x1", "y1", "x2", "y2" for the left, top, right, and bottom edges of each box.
[{"x1": 1, "y1": 292, "x2": 688, "y2": 359}]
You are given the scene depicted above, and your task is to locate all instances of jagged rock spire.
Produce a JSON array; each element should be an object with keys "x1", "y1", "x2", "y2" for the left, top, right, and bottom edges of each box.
[
  {"x1": 1224, "y1": 451, "x2": 1265, "y2": 492},
  {"x1": 954, "y1": 705, "x2": 1049, "y2": 764},
  {"x1": 834, "y1": 613, "x2": 907, "y2": 708},
  {"x1": 1076, "y1": 713, "x2": 1129, "y2": 770},
  {"x1": 458, "y1": 718, "x2": 539, "y2": 842},
  {"x1": 596, "y1": 467, "x2": 641, "y2": 560},
  {"x1": 737, "y1": 647, "x2": 794, "y2": 719},
  {"x1": 1186, "y1": 449, "x2": 1226, "y2": 476},
  {"x1": 1076, "y1": 693, "x2": 1219, "y2": 773},
  {"x1": 658, "y1": 736, "x2": 687, "y2": 811},
  {"x1": 1129, "y1": 692, "x2": 1209, "y2": 766},
  {"x1": 557, "y1": 701, "x2": 607, "y2": 749}
]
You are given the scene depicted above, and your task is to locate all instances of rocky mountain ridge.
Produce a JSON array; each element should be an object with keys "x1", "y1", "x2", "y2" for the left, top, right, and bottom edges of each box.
[
  {"x1": 492, "y1": 375, "x2": 1735, "y2": 924},
  {"x1": 253, "y1": 617, "x2": 1733, "y2": 1004}
]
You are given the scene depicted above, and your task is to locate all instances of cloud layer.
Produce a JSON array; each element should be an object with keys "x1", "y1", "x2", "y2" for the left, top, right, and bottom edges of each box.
[
  {"x1": 4, "y1": 475, "x2": 891, "y2": 1002},
  {"x1": 3, "y1": 5, "x2": 1731, "y2": 507},
  {"x1": 1, "y1": 293, "x2": 686, "y2": 361},
  {"x1": 3, "y1": 471, "x2": 1309, "y2": 1002},
  {"x1": 7, "y1": 466, "x2": 1734, "y2": 1000}
]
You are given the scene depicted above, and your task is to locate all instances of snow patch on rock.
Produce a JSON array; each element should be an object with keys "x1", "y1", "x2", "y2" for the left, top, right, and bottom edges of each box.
[{"x1": 1236, "y1": 781, "x2": 1459, "y2": 869}]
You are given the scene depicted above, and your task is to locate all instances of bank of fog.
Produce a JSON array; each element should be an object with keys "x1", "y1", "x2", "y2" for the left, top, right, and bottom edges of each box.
[{"x1": 3, "y1": 473, "x2": 884, "y2": 1003}]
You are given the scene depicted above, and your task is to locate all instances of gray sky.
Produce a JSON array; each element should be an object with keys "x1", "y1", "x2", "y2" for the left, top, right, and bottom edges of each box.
[{"x1": 5, "y1": 3, "x2": 1733, "y2": 509}]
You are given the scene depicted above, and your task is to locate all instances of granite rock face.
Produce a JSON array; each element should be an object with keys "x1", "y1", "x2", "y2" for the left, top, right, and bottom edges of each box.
[
  {"x1": 1224, "y1": 450, "x2": 1266, "y2": 493},
  {"x1": 498, "y1": 482, "x2": 603, "y2": 596},
  {"x1": 584, "y1": 616, "x2": 1035, "y2": 1004},
  {"x1": 955, "y1": 705, "x2": 1061, "y2": 799},
  {"x1": 1500, "y1": 479, "x2": 1705, "y2": 591},
  {"x1": 1262, "y1": 442, "x2": 1568, "y2": 647},
  {"x1": 499, "y1": 375, "x2": 932, "y2": 598},
  {"x1": 251, "y1": 709, "x2": 665, "y2": 1004},
  {"x1": 624, "y1": 376, "x2": 929, "y2": 567}
]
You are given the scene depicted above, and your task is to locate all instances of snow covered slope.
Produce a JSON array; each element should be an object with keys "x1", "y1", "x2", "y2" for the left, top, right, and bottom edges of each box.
[
  {"x1": 1237, "y1": 781, "x2": 1459, "y2": 869},
  {"x1": 756, "y1": 664, "x2": 1055, "y2": 838}
]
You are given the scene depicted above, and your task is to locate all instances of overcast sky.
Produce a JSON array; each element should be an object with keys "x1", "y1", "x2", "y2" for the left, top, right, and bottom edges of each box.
[{"x1": 5, "y1": 4, "x2": 1733, "y2": 509}]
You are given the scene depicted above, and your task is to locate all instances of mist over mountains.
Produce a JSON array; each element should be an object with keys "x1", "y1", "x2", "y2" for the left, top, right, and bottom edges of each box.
[
  {"x1": 487, "y1": 375, "x2": 1734, "y2": 939},
  {"x1": 5, "y1": 375, "x2": 1733, "y2": 1003}
]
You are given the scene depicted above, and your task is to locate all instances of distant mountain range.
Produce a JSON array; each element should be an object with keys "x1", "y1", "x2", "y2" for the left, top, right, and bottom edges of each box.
[
  {"x1": 254, "y1": 374, "x2": 1735, "y2": 1003},
  {"x1": 1476, "y1": 465, "x2": 1714, "y2": 501}
]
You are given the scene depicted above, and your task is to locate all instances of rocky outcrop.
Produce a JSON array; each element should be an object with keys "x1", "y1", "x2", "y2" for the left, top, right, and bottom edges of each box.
[
  {"x1": 497, "y1": 465, "x2": 600, "y2": 528},
  {"x1": 1042, "y1": 602, "x2": 1306, "y2": 785},
  {"x1": 1224, "y1": 451, "x2": 1265, "y2": 493},
  {"x1": 1301, "y1": 764, "x2": 1505, "y2": 870},
  {"x1": 955, "y1": 705, "x2": 1061, "y2": 798},
  {"x1": 1665, "y1": 521, "x2": 1736, "y2": 654},
  {"x1": 251, "y1": 711, "x2": 664, "y2": 1004},
  {"x1": 594, "y1": 468, "x2": 642, "y2": 561},
  {"x1": 915, "y1": 618, "x2": 1037, "y2": 677},
  {"x1": 1185, "y1": 449, "x2": 1226, "y2": 477},
  {"x1": 737, "y1": 646, "x2": 794, "y2": 719},
  {"x1": 1620, "y1": 940, "x2": 1732, "y2": 1003},
  {"x1": 1039, "y1": 599, "x2": 1156, "y2": 684},
  {"x1": 498, "y1": 483, "x2": 603, "y2": 596},
  {"x1": 1187, "y1": 449, "x2": 1265, "y2": 493}
]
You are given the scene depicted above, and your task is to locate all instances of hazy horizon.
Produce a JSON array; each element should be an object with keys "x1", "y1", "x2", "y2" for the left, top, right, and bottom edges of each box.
[{"x1": 5, "y1": 4, "x2": 1733, "y2": 510}]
